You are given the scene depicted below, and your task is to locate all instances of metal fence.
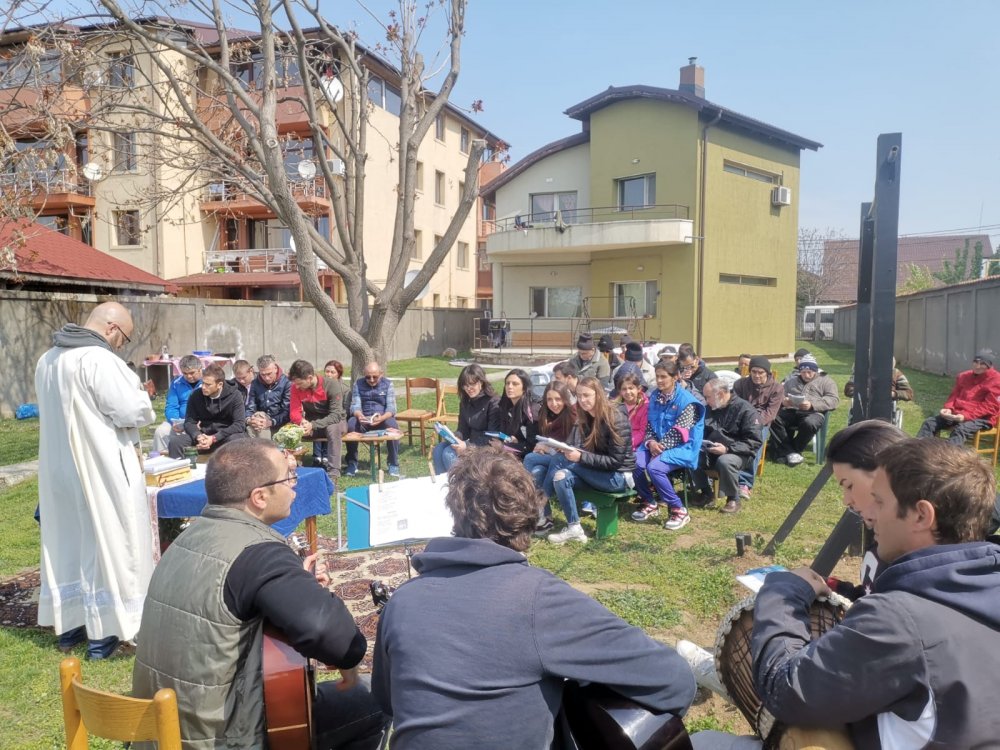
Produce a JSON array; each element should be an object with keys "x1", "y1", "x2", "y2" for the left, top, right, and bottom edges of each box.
[{"x1": 484, "y1": 203, "x2": 689, "y2": 234}]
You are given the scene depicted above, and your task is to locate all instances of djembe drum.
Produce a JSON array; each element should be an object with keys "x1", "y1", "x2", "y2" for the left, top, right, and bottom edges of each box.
[{"x1": 714, "y1": 593, "x2": 851, "y2": 749}]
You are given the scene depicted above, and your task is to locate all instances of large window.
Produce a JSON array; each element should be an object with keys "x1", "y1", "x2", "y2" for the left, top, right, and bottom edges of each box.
[
  {"x1": 530, "y1": 191, "x2": 578, "y2": 223},
  {"x1": 0, "y1": 52, "x2": 62, "y2": 88},
  {"x1": 616, "y1": 174, "x2": 656, "y2": 210},
  {"x1": 282, "y1": 135, "x2": 316, "y2": 178},
  {"x1": 530, "y1": 287, "x2": 582, "y2": 318},
  {"x1": 113, "y1": 132, "x2": 137, "y2": 172},
  {"x1": 114, "y1": 210, "x2": 141, "y2": 246},
  {"x1": 367, "y1": 74, "x2": 401, "y2": 116},
  {"x1": 108, "y1": 52, "x2": 135, "y2": 88},
  {"x1": 231, "y1": 52, "x2": 301, "y2": 88},
  {"x1": 723, "y1": 160, "x2": 777, "y2": 184},
  {"x1": 434, "y1": 171, "x2": 445, "y2": 205},
  {"x1": 612, "y1": 280, "x2": 657, "y2": 317}
]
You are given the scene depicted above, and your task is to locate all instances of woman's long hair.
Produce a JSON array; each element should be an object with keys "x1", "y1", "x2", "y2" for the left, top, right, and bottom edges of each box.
[
  {"x1": 577, "y1": 376, "x2": 624, "y2": 453},
  {"x1": 498, "y1": 368, "x2": 535, "y2": 433},
  {"x1": 457, "y1": 364, "x2": 495, "y2": 406},
  {"x1": 538, "y1": 381, "x2": 576, "y2": 441}
]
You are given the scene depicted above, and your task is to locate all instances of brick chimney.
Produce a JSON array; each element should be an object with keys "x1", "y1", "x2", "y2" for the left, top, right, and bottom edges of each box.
[{"x1": 679, "y1": 57, "x2": 704, "y2": 98}]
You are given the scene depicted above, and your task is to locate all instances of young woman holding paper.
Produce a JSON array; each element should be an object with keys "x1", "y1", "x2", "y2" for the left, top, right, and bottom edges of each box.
[
  {"x1": 431, "y1": 364, "x2": 501, "y2": 474},
  {"x1": 545, "y1": 377, "x2": 636, "y2": 545},
  {"x1": 494, "y1": 369, "x2": 539, "y2": 458},
  {"x1": 524, "y1": 381, "x2": 577, "y2": 533}
]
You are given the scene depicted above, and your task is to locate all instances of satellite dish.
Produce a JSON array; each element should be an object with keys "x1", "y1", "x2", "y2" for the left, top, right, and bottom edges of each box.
[
  {"x1": 322, "y1": 76, "x2": 344, "y2": 104},
  {"x1": 297, "y1": 160, "x2": 317, "y2": 180},
  {"x1": 404, "y1": 269, "x2": 430, "y2": 300},
  {"x1": 82, "y1": 162, "x2": 105, "y2": 182}
]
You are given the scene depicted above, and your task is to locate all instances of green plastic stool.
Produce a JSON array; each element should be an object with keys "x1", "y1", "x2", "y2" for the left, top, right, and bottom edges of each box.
[{"x1": 574, "y1": 488, "x2": 636, "y2": 539}]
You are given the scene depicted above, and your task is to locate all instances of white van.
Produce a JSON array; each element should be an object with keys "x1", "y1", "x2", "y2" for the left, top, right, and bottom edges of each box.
[{"x1": 802, "y1": 305, "x2": 839, "y2": 340}]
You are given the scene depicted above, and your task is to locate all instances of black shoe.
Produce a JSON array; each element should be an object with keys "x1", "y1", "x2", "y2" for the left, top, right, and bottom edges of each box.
[
  {"x1": 689, "y1": 490, "x2": 716, "y2": 509},
  {"x1": 720, "y1": 499, "x2": 742, "y2": 514}
]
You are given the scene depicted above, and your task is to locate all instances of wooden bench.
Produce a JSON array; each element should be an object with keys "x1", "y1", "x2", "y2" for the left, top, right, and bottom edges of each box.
[{"x1": 573, "y1": 487, "x2": 636, "y2": 539}]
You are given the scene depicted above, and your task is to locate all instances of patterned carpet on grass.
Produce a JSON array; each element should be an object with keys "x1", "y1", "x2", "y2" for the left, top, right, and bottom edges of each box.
[{"x1": 0, "y1": 536, "x2": 420, "y2": 673}]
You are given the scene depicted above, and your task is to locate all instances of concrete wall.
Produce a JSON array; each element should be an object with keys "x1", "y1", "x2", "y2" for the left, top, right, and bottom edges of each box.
[
  {"x1": 832, "y1": 277, "x2": 1000, "y2": 376},
  {"x1": 0, "y1": 290, "x2": 478, "y2": 418}
]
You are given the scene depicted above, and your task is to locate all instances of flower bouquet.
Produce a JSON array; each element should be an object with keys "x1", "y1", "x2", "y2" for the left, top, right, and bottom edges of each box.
[{"x1": 273, "y1": 423, "x2": 305, "y2": 451}]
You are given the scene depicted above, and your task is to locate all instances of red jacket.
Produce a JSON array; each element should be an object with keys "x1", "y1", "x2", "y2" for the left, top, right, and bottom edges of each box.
[{"x1": 943, "y1": 368, "x2": 1000, "y2": 425}]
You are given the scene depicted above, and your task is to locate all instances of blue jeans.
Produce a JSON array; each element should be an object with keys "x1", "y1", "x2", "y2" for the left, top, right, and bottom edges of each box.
[
  {"x1": 524, "y1": 451, "x2": 560, "y2": 496},
  {"x1": 432, "y1": 441, "x2": 459, "y2": 474},
  {"x1": 552, "y1": 456, "x2": 628, "y2": 525},
  {"x1": 739, "y1": 426, "x2": 769, "y2": 489}
]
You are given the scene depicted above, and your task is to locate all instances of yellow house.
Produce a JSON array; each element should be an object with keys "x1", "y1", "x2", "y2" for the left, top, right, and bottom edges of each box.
[{"x1": 481, "y1": 60, "x2": 821, "y2": 359}]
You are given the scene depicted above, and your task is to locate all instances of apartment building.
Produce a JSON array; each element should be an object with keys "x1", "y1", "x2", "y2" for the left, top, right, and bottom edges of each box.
[{"x1": 0, "y1": 18, "x2": 503, "y2": 307}]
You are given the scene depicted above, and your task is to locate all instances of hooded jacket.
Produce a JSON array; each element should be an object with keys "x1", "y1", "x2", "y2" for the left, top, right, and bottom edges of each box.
[
  {"x1": 753, "y1": 542, "x2": 1000, "y2": 749},
  {"x1": 183, "y1": 381, "x2": 246, "y2": 444},
  {"x1": 372, "y1": 536, "x2": 695, "y2": 750}
]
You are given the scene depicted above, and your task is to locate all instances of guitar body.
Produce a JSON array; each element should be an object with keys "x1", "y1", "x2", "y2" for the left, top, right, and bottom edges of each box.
[
  {"x1": 561, "y1": 681, "x2": 693, "y2": 750},
  {"x1": 263, "y1": 625, "x2": 316, "y2": 750}
]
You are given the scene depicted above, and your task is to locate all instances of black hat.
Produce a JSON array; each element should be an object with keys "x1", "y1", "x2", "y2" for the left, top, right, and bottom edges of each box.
[
  {"x1": 794, "y1": 347, "x2": 810, "y2": 359},
  {"x1": 620, "y1": 334, "x2": 633, "y2": 347},
  {"x1": 975, "y1": 349, "x2": 995, "y2": 367},
  {"x1": 597, "y1": 334, "x2": 614, "y2": 353},
  {"x1": 625, "y1": 341, "x2": 644, "y2": 362},
  {"x1": 748, "y1": 355, "x2": 771, "y2": 374},
  {"x1": 576, "y1": 334, "x2": 595, "y2": 351}
]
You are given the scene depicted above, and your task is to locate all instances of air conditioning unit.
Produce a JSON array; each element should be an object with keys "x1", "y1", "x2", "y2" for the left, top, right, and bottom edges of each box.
[
  {"x1": 771, "y1": 185, "x2": 792, "y2": 207},
  {"x1": 327, "y1": 158, "x2": 346, "y2": 177}
]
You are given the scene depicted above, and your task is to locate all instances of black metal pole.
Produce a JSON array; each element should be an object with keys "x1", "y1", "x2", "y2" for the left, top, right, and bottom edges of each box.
[{"x1": 851, "y1": 203, "x2": 875, "y2": 424}]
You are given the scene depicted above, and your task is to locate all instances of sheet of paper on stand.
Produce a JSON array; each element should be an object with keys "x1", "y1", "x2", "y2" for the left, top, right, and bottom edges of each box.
[{"x1": 369, "y1": 475, "x2": 454, "y2": 547}]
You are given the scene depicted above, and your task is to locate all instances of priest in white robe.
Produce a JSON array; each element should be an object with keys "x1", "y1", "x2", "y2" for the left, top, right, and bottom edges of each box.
[{"x1": 34, "y1": 301, "x2": 156, "y2": 659}]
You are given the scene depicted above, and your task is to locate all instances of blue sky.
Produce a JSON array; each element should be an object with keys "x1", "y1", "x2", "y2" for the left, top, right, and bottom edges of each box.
[{"x1": 33, "y1": 0, "x2": 1000, "y2": 245}]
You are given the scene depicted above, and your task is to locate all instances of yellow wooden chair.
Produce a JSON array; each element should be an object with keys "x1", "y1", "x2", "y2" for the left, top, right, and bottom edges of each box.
[
  {"x1": 435, "y1": 382, "x2": 461, "y2": 427},
  {"x1": 60, "y1": 657, "x2": 182, "y2": 750},
  {"x1": 972, "y1": 425, "x2": 1000, "y2": 467},
  {"x1": 395, "y1": 377, "x2": 439, "y2": 457}
]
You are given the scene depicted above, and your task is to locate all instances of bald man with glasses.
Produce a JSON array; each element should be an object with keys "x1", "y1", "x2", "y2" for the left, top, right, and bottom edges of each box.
[{"x1": 133, "y1": 439, "x2": 387, "y2": 749}]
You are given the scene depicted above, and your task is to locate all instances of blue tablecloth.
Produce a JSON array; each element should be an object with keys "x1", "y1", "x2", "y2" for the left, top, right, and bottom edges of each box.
[{"x1": 157, "y1": 466, "x2": 333, "y2": 537}]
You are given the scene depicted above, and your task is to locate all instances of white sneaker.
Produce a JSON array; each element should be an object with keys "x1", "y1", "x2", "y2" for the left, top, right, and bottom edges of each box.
[
  {"x1": 676, "y1": 639, "x2": 729, "y2": 699},
  {"x1": 548, "y1": 523, "x2": 588, "y2": 545},
  {"x1": 785, "y1": 452, "x2": 804, "y2": 466}
]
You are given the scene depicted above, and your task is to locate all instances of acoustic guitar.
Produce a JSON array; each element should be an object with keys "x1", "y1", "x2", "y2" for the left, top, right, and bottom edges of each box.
[
  {"x1": 262, "y1": 625, "x2": 316, "y2": 750},
  {"x1": 561, "y1": 681, "x2": 692, "y2": 750}
]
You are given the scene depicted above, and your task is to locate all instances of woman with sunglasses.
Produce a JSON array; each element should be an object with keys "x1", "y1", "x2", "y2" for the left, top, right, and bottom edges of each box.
[
  {"x1": 524, "y1": 381, "x2": 577, "y2": 533},
  {"x1": 432, "y1": 364, "x2": 501, "y2": 474},
  {"x1": 546, "y1": 376, "x2": 635, "y2": 545}
]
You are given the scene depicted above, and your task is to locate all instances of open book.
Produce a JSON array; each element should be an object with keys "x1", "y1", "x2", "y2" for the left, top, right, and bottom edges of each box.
[
  {"x1": 434, "y1": 421, "x2": 459, "y2": 445},
  {"x1": 536, "y1": 435, "x2": 575, "y2": 453}
]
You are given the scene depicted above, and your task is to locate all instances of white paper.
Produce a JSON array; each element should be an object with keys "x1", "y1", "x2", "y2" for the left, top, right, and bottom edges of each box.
[
  {"x1": 736, "y1": 565, "x2": 788, "y2": 593},
  {"x1": 368, "y1": 475, "x2": 455, "y2": 546},
  {"x1": 144, "y1": 456, "x2": 191, "y2": 474},
  {"x1": 536, "y1": 435, "x2": 574, "y2": 453}
]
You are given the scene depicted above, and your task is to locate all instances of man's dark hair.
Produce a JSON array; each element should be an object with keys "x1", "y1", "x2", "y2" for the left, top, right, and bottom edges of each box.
[
  {"x1": 877, "y1": 439, "x2": 996, "y2": 544},
  {"x1": 446, "y1": 446, "x2": 542, "y2": 552},
  {"x1": 203, "y1": 364, "x2": 226, "y2": 382},
  {"x1": 677, "y1": 343, "x2": 697, "y2": 362},
  {"x1": 232, "y1": 359, "x2": 252, "y2": 374},
  {"x1": 552, "y1": 361, "x2": 579, "y2": 379},
  {"x1": 827, "y1": 419, "x2": 906, "y2": 471},
  {"x1": 288, "y1": 359, "x2": 315, "y2": 380},
  {"x1": 206, "y1": 438, "x2": 282, "y2": 507}
]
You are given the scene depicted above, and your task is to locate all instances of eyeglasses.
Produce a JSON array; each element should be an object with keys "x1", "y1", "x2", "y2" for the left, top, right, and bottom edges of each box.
[
  {"x1": 259, "y1": 471, "x2": 298, "y2": 489},
  {"x1": 973, "y1": 358, "x2": 987, "y2": 364},
  {"x1": 364, "y1": 374, "x2": 380, "y2": 382},
  {"x1": 114, "y1": 324, "x2": 132, "y2": 344}
]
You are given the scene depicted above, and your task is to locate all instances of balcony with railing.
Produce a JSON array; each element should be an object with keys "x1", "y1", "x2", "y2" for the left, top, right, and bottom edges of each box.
[
  {"x1": 203, "y1": 246, "x2": 332, "y2": 274},
  {"x1": 199, "y1": 176, "x2": 330, "y2": 217},
  {"x1": 484, "y1": 203, "x2": 693, "y2": 258},
  {"x1": 0, "y1": 169, "x2": 96, "y2": 209}
]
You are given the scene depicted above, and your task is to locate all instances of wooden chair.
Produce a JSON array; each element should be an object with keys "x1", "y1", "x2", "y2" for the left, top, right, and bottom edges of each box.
[
  {"x1": 972, "y1": 425, "x2": 1000, "y2": 467},
  {"x1": 395, "y1": 377, "x2": 438, "y2": 457},
  {"x1": 435, "y1": 382, "x2": 460, "y2": 427},
  {"x1": 60, "y1": 657, "x2": 182, "y2": 750}
]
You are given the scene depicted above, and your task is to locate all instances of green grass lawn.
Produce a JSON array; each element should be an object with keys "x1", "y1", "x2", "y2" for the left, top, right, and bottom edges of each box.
[{"x1": 1, "y1": 342, "x2": 995, "y2": 747}]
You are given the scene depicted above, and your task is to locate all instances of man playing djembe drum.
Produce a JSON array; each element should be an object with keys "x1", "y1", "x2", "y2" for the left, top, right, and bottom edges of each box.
[{"x1": 752, "y1": 438, "x2": 1000, "y2": 748}]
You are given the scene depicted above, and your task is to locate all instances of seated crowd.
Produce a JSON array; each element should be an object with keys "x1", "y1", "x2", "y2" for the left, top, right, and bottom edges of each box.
[{"x1": 127, "y1": 337, "x2": 1000, "y2": 749}]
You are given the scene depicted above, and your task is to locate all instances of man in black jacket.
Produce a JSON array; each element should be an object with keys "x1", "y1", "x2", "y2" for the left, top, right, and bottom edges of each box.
[
  {"x1": 690, "y1": 378, "x2": 762, "y2": 513},
  {"x1": 133, "y1": 439, "x2": 386, "y2": 748},
  {"x1": 677, "y1": 342, "x2": 717, "y2": 396},
  {"x1": 168, "y1": 364, "x2": 247, "y2": 458}
]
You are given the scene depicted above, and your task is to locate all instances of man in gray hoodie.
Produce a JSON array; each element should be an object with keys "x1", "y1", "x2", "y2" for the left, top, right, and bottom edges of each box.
[
  {"x1": 752, "y1": 438, "x2": 1000, "y2": 748},
  {"x1": 372, "y1": 447, "x2": 695, "y2": 749}
]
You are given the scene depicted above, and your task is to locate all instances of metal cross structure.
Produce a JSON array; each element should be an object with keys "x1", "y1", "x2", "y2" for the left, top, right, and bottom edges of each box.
[{"x1": 764, "y1": 133, "x2": 902, "y2": 575}]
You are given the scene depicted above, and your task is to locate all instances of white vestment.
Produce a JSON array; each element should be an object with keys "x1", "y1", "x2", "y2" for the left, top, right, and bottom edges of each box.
[{"x1": 35, "y1": 343, "x2": 156, "y2": 640}]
